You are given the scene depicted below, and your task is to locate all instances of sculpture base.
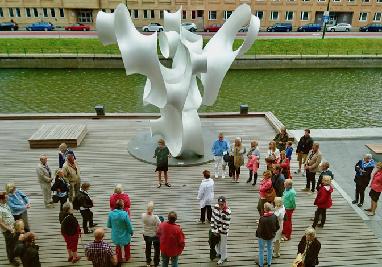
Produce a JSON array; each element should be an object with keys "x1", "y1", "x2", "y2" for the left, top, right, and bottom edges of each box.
[{"x1": 127, "y1": 132, "x2": 215, "y2": 167}]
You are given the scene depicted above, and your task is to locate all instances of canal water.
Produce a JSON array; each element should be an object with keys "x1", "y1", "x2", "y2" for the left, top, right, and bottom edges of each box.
[{"x1": 0, "y1": 68, "x2": 381, "y2": 129}]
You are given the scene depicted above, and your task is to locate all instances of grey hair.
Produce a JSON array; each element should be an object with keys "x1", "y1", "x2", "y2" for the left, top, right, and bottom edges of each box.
[
  {"x1": 264, "y1": 202, "x2": 273, "y2": 212},
  {"x1": 39, "y1": 154, "x2": 47, "y2": 161},
  {"x1": 285, "y1": 179, "x2": 293, "y2": 187},
  {"x1": 114, "y1": 184, "x2": 123, "y2": 194},
  {"x1": 62, "y1": 202, "x2": 73, "y2": 213},
  {"x1": 305, "y1": 226, "x2": 316, "y2": 237},
  {"x1": 364, "y1": 154, "x2": 373, "y2": 160},
  {"x1": 147, "y1": 201, "x2": 154, "y2": 211}
]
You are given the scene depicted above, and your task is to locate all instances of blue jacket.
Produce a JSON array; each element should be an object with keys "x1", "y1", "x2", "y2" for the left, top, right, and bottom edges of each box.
[
  {"x1": 107, "y1": 209, "x2": 133, "y2": 246},
  {"x1": 285, "y1": 146, "x2": 293, "y2": 161},
  {"x1": 7, "y1": 190, "x2": 29, "y2": 215},
  {"x1": 211, "y1": 139, "x2": 230, "y2": 156}
]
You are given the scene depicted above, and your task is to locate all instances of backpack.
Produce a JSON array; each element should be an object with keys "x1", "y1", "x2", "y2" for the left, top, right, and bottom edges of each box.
[{"x1": 72, "y1": 194, "x2": 81, "y2": 210}]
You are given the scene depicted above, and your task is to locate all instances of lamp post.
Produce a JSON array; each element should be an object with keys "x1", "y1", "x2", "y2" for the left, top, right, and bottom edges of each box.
[{"x1": 322, "y1": 0, "x2": 331, "y2": 39}]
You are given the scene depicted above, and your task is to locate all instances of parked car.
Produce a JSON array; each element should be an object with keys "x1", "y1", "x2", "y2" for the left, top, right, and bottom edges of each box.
[
  {"x1": 204, "y1": 24, "x2": 222, "y2": 32},
  {"x1": 267, "y1": 23, "x2": 292, "y2": 32},
  {"x1": 359, "y1": 23, "x2": 382, "y2": 32},
  {"x1": 142, "y1": 23, "x2": 163, "y2": 32},
  {"x1": 239, "y1": 25, "x2": 249, "y2": 32},
  {"x1": 326, "y1": 23, "x2": 352, "y2": 32},
  {"x1": 182, "y1": 22, "x2": 197, "y2": 32},
  {"x1": 0, "y1": 22, "x2": 19, "y2": 31},
  {"x1": 26, "y1": 22, "x2": 54, "y2": 31},
  {"x1": 297, "y1": 23, "x2": 322, "y2": 32},
  {"x1": 65, "y1": 23, "x2": 90, "y2": 31}
]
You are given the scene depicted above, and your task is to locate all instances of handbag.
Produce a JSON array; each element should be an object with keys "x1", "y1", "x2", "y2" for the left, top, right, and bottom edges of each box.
[
  {"x1": 223, "y1": 151, "x2": 230, "y2": 163},
  {"x1": 265, "y1": 187, "x2": 276, "y2": 202},
  {"x1": 292, "y1": 253, "x2": 303, "y2": 267},
  {"x1": 52, "y1": 194, "x2": 60, "y2": 203}
]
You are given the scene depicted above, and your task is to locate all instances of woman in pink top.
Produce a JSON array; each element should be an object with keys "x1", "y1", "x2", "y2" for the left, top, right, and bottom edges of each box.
[
  {"x1": 365, "y1": 162, "x2": 382, "y2": 216},
  {"x1": 257, "y1": 171, "x2": 273, "y2": 216},
  {"x1": 110, "y1": 184, "x2": 131, "y2": 217}
]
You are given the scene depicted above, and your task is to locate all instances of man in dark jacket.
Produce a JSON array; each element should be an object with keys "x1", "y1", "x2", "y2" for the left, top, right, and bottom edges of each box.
[
  {"x1": 295, "y1": 129, "x2": 313, "y2": 175},
  {"x1": 256, "y1": 202, "x2": 279, "y2": 267},
  {"x1": 272, "y1": 165, "x2": 285, "y2": 197},
  {"x1": 77, "y1": 182, "x2": 97, "y2": 234},
  {"x1": 352, "y1": 154, "x2": 375, "y2": 207},
  {"x1": 297, "y1": 227, "x2": 321, "y2": 267}
]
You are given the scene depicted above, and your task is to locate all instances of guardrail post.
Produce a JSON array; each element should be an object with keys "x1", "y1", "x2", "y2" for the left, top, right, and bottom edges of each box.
[
  {"x1": 23, "y1": 48, "x2": 27, "y2": 56},
  {"x1": 40, "y1": 48, "x2": 44, "y2": 54},
  {"x1": 76, "y1": 48, "x2": 78, "y2": 56},
  {"x1": 6, "y1": 48, "x2": 9, "y2": 56}
]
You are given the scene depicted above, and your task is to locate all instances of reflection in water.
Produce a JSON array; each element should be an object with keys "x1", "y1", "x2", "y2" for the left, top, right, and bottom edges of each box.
[{"x1": 0, "y1": 68, "x2": 381, "y2": 129}]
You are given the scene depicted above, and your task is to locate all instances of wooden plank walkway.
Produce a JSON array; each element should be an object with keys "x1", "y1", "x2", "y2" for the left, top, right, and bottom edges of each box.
[
  {"x1": 1, "y1": 117, "x2": 382, "y2": 266},
  {"x1": 28, "y1": 124, "x2": 87, "y2": 149}
]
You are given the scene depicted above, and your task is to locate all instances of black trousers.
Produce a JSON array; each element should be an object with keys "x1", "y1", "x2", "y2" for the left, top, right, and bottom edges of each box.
[
  {"x1": 355, "y1": 183, "x2": 366, "y2": 204},
  {"x1": 59, "y1": 196, "x2": 68, "y2": 211},
  {"x1": 80, "y1": 209, "x2": 93, "y2": 231},
  {"x1": 3, "y1": 230, "x2": 16, "y2": 262},
  {"x1": 306, "y1": 171, "x2": 316, "y2": 192},
  {"x1": 312, "y1": 208, "x2": 327, "y2": 227},
  {"x1": 209, "y1": 230, "x2": 220, "y2": 260},
  {"x1": 248, "y1": 171, "x2": 258, "y2": 184},
  {"x1": 143, "y1": 235, "x2": 160, "y2": 266},
  {"x1": 200, "y1": 205, "x2": 212, "y2": 223}
]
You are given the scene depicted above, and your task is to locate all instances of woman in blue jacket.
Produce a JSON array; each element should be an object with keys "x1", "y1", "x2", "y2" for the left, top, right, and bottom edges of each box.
[
  {"x1": 107, "y1": 199, "x2": 133, "y2": 263},
  {"x1": 6, "y1": 183, "x2": 31, "y2": 232}
]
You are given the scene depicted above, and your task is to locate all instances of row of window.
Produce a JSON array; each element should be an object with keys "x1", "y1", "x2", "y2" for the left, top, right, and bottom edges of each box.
[
  {"x1": 115, "y1": 9, "x2": 205, "y2": 20},
  {"x1": 208, "y1": 10, "x2": 382, "y2": 22},
  {"x1": 266, "y1": 0, "x2": 382, "y2": 2},
  {"x1": 0, "y1": 7, "x2": 65, "y2": 18}
]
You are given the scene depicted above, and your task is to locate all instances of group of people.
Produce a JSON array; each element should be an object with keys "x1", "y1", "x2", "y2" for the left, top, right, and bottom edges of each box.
[{"x1": 1, "y1": 128, "x2": 382, "y2": 267}]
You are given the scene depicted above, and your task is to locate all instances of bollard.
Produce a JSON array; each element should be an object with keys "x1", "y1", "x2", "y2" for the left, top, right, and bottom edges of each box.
[
  {"x1": 240, "y1": 104, "x2": 248, "y2": 115},
  {"x1": 95, "y1": 105, "x2": 105, "y2": 116}
]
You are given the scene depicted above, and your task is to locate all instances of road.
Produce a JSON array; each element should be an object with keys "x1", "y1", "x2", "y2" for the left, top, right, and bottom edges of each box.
[{"x1": 0, "y1": 30, "x2": 381, "y2": 39}]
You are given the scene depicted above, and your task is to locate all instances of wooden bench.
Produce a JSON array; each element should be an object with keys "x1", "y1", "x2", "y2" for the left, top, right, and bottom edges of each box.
[
  {"x1": 28, "y1": 124, "x2": 87, "y2": 149},
  {"x1": 365, "y1": 144, "x2": 382, "y2": 161}
]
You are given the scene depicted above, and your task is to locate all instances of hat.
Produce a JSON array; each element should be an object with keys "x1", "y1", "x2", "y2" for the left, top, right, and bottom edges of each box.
[
  {"x1": 218, "y1": 196, "x2": 226, "y2": 203},
  {"x1": 0, "y1": 192, "x2": 6, "y2": 200},
  {"x1": 66, "y1": 150, "x2": 74, "y2": 155}
]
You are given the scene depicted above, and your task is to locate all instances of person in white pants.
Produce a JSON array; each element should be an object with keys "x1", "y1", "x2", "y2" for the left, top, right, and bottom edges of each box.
[
  {"x1": 211, "y1": 133, "x2": 230, "y2": 179},
  {"x1": 210, "y1": 196, "x2": 231, "y2": 265}
]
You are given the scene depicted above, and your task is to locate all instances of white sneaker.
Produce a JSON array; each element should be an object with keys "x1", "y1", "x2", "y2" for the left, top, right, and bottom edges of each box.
[
  {"x1": 214, "y1": 174, "x2": 219, "y2": 179},
  {"x1": 217, "y1": 258, "x2": 227, "y2": 265},
  {"x1": 222, "y1": 175, "x2": 225, "y2": 179}
]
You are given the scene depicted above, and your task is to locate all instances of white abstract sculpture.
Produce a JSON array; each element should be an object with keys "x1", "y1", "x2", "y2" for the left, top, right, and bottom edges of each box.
[{"x1": 96, "y1": 4, "x2": 260, "y2": 157}]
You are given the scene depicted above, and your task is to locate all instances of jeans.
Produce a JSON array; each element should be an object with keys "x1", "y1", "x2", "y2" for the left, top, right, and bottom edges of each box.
[
  {"x1": 200, "y1": 205, "x2": 212, "y2": 222},
  {"x1": 306, "y1": 170, "x2": 316, "y2": 192},
  {"x1": 144, "y1": 235, "x2": 160, "y2": 266},
  {"x1": 258, "y1": 238, "x2": 273, "y2": 267},
  {"x1": 161, "y1": 254, "x2": 178, "y2": 267},
  {"x1": 312, "y1": 207, "x2": 327, "y2": 228}
]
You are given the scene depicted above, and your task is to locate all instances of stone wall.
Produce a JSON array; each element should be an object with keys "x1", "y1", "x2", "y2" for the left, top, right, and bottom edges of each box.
[{"x1": 0, "y1": 54, "x2": 382, "y2": 69}]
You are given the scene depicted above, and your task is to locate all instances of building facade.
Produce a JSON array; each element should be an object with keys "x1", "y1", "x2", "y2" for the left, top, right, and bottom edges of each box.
[{"x1": 0, "y1": 0, "x2": 381, "y2": 30}]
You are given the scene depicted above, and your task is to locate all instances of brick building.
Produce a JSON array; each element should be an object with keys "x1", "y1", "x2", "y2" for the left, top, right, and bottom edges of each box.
[{"x1": 0, "y1": 0, "x2": 381, "y2": 30}]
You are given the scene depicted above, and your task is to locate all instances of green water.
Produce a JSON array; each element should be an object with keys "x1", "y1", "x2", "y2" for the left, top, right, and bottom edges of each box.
[{"x1": 0, "y1": 68, "x2": 381, "y2": 129}]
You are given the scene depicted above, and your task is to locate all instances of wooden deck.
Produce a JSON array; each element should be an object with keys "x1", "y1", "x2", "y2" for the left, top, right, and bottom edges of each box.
[
  {"x1": 1, "y1": 117, "x2": 382, "y2": 266},
  {"x1": 28, "y1": 124, "x2": 87, "y2": 149}
]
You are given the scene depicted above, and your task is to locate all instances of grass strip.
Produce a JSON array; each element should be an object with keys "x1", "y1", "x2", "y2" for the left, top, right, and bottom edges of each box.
[{"x1": 0, "y1": 38, "x2": 381, "y2": 55}]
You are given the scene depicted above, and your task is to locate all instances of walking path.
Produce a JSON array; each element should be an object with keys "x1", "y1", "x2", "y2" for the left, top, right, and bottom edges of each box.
[
  {"x1": 290, "y1": 128, "x2": 382, "y2": 241},
  {"x1": 1, "y1": 119, "x2": 382, "y2": 266}
]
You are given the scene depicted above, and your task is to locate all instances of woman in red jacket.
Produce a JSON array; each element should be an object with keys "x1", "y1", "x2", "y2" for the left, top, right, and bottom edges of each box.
[
  {"x1": 157, "y1": 211, "x2": 185, "y2": 267},
  {"x1": 278, "y1": 151, "x2": 291, "y2": 179},
  {"x1": 312, "y1": 175, "x2": 333, "y2": 228},
  {"x1": 110, "y1": 184, "x2": 131, "y2": 217},
  {"x1": 257, "y1": 171, "x2": 273, "y2": 216},
  {"x1": 365, "y1": 162, "x2": 382, "y2": 216}
]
